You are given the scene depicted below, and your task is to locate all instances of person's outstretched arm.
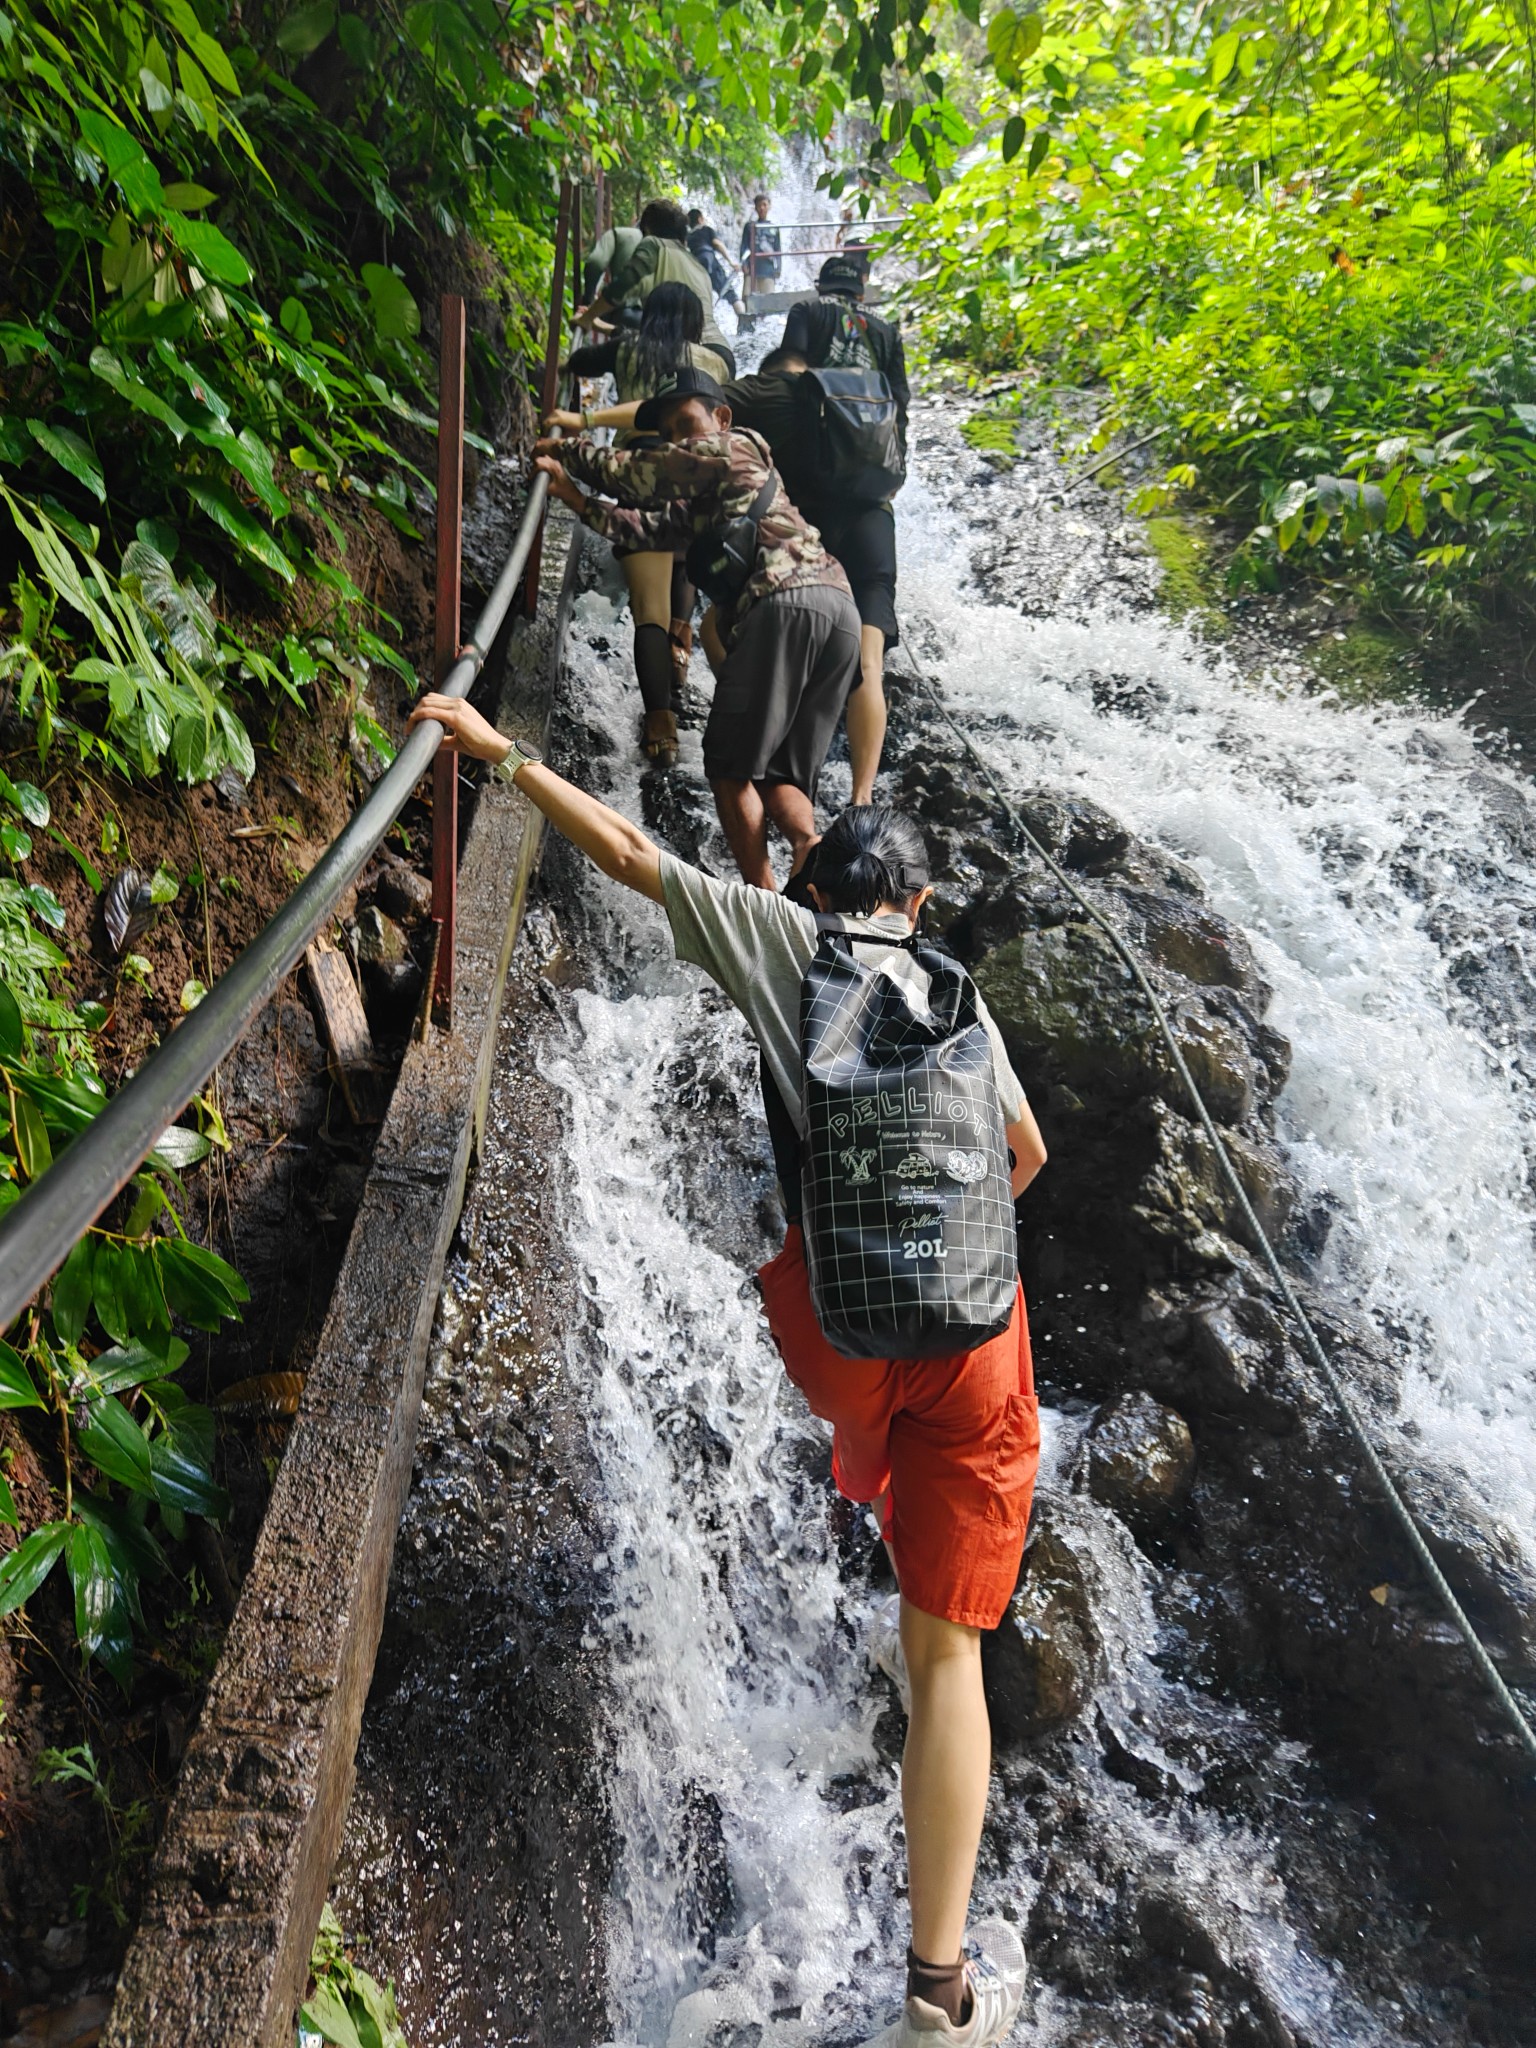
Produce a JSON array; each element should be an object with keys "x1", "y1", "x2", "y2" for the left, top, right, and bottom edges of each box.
[{"x1": 406, "y1": 695, "x2": 663, "y2": 902}]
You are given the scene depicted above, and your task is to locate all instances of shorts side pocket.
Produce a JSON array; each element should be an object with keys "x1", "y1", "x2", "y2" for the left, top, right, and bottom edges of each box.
[{"x1": 985, "y1": 1391, "x2": 1041, "y2": 1530}]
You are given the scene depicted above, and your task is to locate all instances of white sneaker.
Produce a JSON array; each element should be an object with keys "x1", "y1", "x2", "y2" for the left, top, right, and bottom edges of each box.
[
  {"x1": 868, "y1": 1592, "x2": 911, "y2": 1715},
  {"x1": 862, "y1": 1921, "x2": 1029, "y2": 2048}
]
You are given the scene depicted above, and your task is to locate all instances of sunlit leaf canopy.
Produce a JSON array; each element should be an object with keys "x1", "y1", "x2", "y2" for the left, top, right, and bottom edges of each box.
[{"x1": 877, "y1": 0, "x2": 1536, "y2": 630}]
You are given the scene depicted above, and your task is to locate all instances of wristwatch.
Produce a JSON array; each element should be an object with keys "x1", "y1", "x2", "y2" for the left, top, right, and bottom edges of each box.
[{"x1": 492, "y1": 735, "x2": 543, "y2": 786}]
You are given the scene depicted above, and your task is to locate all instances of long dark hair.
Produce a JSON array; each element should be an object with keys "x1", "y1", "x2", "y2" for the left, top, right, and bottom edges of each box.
[
  {"x1": 812, "y1": 806, "x2": 930, "y2": 915},
  {"x1": 639, "y1": 198, "x2": 689, "y2": 243},
  {"x1": 622, "y1": 280, "x2": 706, "y2": 392}
]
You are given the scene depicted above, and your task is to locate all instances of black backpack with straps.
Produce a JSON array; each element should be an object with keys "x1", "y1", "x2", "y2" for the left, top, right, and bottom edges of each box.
[
  {"x1": 766, "y1": 920, "x2": 1018, "y2": 1360},
  {"x1": 800, "y1": 367, "x2": 905, "y2": 509}
]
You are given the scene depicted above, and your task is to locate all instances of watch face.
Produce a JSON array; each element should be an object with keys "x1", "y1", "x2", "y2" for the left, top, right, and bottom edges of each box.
[{"x1": 515, "y1": 740, "x2": 543, "y2": 767}]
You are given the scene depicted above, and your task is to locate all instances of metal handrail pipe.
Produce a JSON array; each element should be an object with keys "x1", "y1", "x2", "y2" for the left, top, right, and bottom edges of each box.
[{"x1": 0, "y1": 468, "x2": 552, "y2": 1332}]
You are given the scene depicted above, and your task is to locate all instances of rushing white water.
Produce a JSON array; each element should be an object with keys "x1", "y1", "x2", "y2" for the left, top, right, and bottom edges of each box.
[
  {"x1": 541, "y1": 534, "x2": 1424, "y2": 2044},
  {"x1": 893, "y1": 436, "x2": 1536, "y2": 1570},
  {"x1": 539, "y1": 165, "x2": 1535, "y2": 2035}
]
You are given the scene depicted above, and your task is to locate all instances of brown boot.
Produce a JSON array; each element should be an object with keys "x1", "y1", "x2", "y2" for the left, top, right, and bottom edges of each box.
[
  {"x1": 641, "y1": 706, "x2": 678, "y2": 767},
  {"x1": 669, "y1": 616, "x2": 694, "y2": 697}
]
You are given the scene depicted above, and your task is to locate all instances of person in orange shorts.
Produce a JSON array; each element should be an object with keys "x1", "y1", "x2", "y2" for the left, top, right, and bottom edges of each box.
[{"x1": 408, "y1": 694, "x2": 1049, "y2": 2048}]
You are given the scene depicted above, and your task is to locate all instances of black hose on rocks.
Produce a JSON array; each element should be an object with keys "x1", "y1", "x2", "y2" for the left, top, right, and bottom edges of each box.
[{"x1": 898, "y1": 648, "x2": 1536, "y2": 1772}]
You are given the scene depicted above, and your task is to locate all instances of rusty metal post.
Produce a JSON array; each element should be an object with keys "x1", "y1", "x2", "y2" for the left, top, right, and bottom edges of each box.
[
  {"x1": 572, "y1": 182, "x2": 582, "y2": 320},
  {"x1": 523, "y1": 178, "x2": 573, "y2": 617},
  {"x1": 430, "y1": 292, "x2": 466, "y2": 1028}
]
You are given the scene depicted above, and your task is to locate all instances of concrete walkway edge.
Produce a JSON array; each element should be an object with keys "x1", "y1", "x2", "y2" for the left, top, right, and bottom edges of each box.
[{"x1": 105, "y1": 506, "x2": 581, "y2": 2048}]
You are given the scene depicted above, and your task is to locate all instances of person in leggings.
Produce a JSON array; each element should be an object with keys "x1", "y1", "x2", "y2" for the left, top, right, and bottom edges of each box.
[
  {"x1": 552, "y1": 283, "x2": 729, "y2": 764},
  {"x1": 405, "y1": 690, "x2": 1047, "y2": 2048}
]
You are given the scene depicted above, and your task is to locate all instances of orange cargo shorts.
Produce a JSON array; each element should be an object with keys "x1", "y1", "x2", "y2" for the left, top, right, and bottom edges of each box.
[{"x1": 758, "y1": 1225, "x2": 1040, "y2": 1630}]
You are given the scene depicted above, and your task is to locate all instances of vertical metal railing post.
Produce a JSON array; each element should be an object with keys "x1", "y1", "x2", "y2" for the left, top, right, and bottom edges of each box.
[
  {"x1": 571, "y1": 182, "x2": 582, "y2": 321},
  {"x1": 430, "y1": 293, "x2": 466, "y2": 1028},
  {"x1": 523, "y1": 177, "x2": 574, "y2": 617},
  {"x1": 595, "y1": 166, "x2": 606, "y2": 243}
]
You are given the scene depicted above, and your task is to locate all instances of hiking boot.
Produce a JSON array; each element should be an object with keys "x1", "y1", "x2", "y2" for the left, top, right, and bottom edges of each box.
[
  {"x1": 869, "y1": 1592, "x2": 911, "y2": 1716},
  {"x1": 862, "y1": 1921, "x2": 1029, "y2": 2048},
  {"x1": 641, "y1": 707, "x2": 679, "y2": 767}
]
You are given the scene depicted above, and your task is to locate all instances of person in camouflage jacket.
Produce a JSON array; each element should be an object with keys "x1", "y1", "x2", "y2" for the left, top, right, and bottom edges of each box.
[
  {"x1": 534, "y1": 370, "x2": 863, "y2": 891},
  {"x1": 551, "y1": 422, "x2": 851, "y2": 648}
]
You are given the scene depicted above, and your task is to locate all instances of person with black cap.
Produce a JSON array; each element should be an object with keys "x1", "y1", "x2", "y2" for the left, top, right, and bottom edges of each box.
[
  {"x1": 532, "y1": 367, "x2": 862, "y2": 890},
  {"x1": 774, "y1": 259, "x2": 911, "y2": 804},
  {"x1": 399, "y1": 688, "x2": 1048, "y2": 2048}
]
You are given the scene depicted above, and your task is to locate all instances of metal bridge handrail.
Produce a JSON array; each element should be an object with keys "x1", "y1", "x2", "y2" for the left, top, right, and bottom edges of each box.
[{"x1": 0, "y1": 201, "x2": 577, "y2": 1333}]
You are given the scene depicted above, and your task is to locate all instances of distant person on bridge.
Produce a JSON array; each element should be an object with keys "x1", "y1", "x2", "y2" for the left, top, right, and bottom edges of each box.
[
  {"x1": 580, "y1": 219, "x2": 642, "y2": 307},
  {"x1": 686, "y1": 207, "x2": 746, "y2": 318},
  {"x1": 577, "y1": 199, "x2": 736, "y2": 375},
  {"x1": 739, "y1": 192, "x2": 782, "y2": 294},
  {"x1": 532, "y1": 366, "x2": 860, "y2": 886},
  {"x1": 553, "y1": 283, "x2": 731, "y2": 760},
  {"x1": 403, "y1": 699, "x2": 1045, "y2": 2048}
]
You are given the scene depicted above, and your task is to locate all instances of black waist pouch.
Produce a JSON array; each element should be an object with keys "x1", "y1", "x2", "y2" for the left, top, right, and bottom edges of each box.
[{"x1": 685, "y1": 469, "x2": 779, "y2": 608}]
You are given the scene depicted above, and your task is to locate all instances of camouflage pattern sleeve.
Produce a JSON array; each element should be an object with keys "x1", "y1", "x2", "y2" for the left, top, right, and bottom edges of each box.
[
  {"x1": 562, "y1": 434, "x2": 736, "y2": 506},
  {"x1": 578, "y1": 495, "x2": 694, "y2": 551}
]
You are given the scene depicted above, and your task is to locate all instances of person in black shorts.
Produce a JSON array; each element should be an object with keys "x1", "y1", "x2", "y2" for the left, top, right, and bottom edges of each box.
[
  {"x1": 721, "y1": 343, "x2": 900, "y2": 807},
  {"x1": 533, "y1": 368, "x2": 861, "y2": 889}
]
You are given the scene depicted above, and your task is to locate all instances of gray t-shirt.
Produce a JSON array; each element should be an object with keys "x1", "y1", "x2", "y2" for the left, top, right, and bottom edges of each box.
[{"x1": 659, "y1": 855, "x2": 1028, "y2": 1139}]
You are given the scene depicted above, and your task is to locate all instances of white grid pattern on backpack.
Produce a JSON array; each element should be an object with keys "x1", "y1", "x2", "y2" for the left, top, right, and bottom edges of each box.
[{"x1": 802, "y1": 938, "x2": 1016, "y2": 1341}]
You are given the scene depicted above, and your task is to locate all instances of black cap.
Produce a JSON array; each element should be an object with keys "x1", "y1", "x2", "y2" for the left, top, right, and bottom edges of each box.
[
  {"x1": 818, "y1": 255, "x2": 866, "y2": 297},
  {"x1": 634, "y1": 366, "x2": 728, "y2": 433}
]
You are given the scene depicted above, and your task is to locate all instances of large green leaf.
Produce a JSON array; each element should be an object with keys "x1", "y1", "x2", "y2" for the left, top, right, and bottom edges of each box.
[
  {"x1": 51, "y1": 1235, "x2": 97, "y2": 1347},
  {"x1": 0, "y1": 1339, "x2": 44, "y2": 1412},
  {"x1": 92, "y1": 1241, "x2": 134, "y2": 1345},
  {"x1": 27, "y1": 420, "x2": 105, "y2": 503},
  {"x1": 171, "y1": 217, "x2": 252, "y2": 286},
  {"x1": 299, "y1": 1982, "x2": 365, "y2": 2048},
  {"x1": 360, "y1": 264, "x2": 421, "y2": 341},
  {"x1": 76, "y1": 111, "x2": 167, "y2": 214},
  {"x1": 182, "y1": 480, "x2": 295, "y2": 581},
  {"x1": 66, "y1": 1521, "x2": 134, "y2": 1688},
  {"x1": 0, "y1": 1475, "x2": 16, "y2": 1531},
  {"x1": 155, "y1": 1236, "x2": 249, "y2": 1328},
  {"x1": 0, "y1": 980, "x2": 21, "y2": 1060},
  {"x1": 76, "y1": 1393, "x2": 156, "y2": 1497},
  {"x1": 0, "y1": 770, "x2": 49, "y2": 827},
  {"x1": 89, "y1": 347, "x2": 190, "y2": 442},
  {"x1": 278, "y1": 0, "x2": 338, "y2": 56},
  {"x1": 75, "y1": 1341, "x2": 173, "y2": 1400},
  {"x1": 148, "y1": 1424, "x2": 228, "y2": 1519},
  {"x1": 0, "y1": 1521, "x2": 69, "y2": 1615}
]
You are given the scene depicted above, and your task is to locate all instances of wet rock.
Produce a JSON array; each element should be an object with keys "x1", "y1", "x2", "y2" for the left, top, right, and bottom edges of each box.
[
  {"x1": 8, "y1": 1993, "x2": 114, "y2": 2047},
  {"x1": 1119, "y1": 888, "x2": 1263, "y2": 997},
  {"x1": 1177, "y1": 1294, "x2": 1301, "y2": 1432},
  {"x1": 374, "y1": 864, "x2": 434, "y2": 925},
  {"x1": 983, "y1": 1522, "x2": 1103, "y2": 1743},
  {"x1": 974, "y1": 922, "x2": 1161, "y2": 1103},
  {"x1": 39, "y1": 1924, "x2": 87, "y2": 1975},
  {"x1": 1013, "y1": 792, "x2": 1131, "y2": 873},
  {"x1": 1134, "y1": 1100, "x2": 1298, "y2": 1255},
  {"x1": 355, "y1": 904, "x2": 408, "y2": 968},
  {"x1": 1085, "y1": 1391, "x2": 1195, "y2": 1535}
]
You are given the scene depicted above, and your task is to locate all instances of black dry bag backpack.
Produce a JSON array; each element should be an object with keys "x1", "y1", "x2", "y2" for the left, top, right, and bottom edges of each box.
[
  {"x1": 801, "y1": 366, "x2": 905, "y2": 509},
  {"x1": 685, "y1": 468, "x2": 780, "y2": 609},
  {"x1": 797, "y1": 927, "x2": 1018, "y2": 1359}
]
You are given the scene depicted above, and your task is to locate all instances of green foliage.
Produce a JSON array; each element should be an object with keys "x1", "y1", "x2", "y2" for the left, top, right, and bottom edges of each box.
[
  {"x1": 299, "y1": 1905, "x2": 410, "y2": 2048},
  {"x1": 0, "y1": 960, "x2": 244, "y2": 1691},
  {"x1": 892, "y1": 0, "x2": 1536, "y2": 632},
  {"x1": 35, "y1": 1740, "x2": 154, "y2": 1924}
]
